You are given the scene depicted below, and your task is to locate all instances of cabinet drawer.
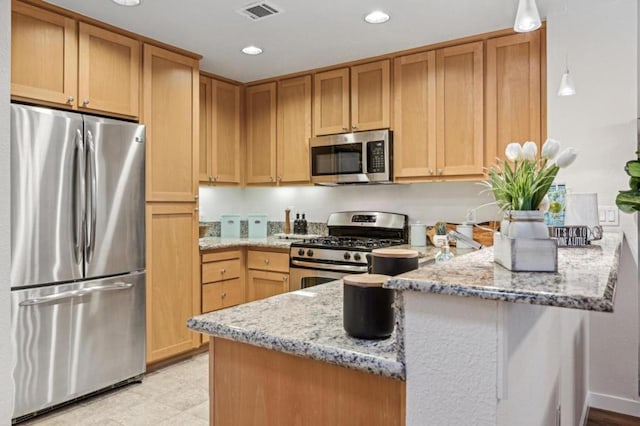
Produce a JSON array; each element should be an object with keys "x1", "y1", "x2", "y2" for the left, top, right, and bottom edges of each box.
[
  {"x1": 202, "y1": 250, "x2": 242, "y2": 263},
  {"x1": 202, "y1": 258, "x2": 241, "y2": 283},
  {"x1": 202, "y1": 279, "x2": 244, "y2": 312},
  {"x1": 247, "y1": 250, "x2": 289, "y2": 273}
]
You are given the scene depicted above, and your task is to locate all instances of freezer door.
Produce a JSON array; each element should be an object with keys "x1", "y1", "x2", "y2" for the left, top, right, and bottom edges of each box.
[
  {"x1": 84, "y1": 116, "x2": 145, "y2": 278},
  {"x1": 10, "y1": 104, "x2": 84, "y2": 288},
  {"x1": 11, "y1": 272, "x2": 146, "y2": 419}
]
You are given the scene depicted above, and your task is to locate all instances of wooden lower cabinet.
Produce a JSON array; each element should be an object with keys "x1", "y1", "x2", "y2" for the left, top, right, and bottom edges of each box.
[
  {"x1": 209, "y1": 338, "x2": 405, "y2": 426},
  {"x1": 146, "y1": 203, "x2": 200, "y2": 363},
  {"x1": 201, "y1": 249, "x2": 246, "y2": 312},
  {"x1": 246, "y1": 270, "x2": 289, "y2": 302}
]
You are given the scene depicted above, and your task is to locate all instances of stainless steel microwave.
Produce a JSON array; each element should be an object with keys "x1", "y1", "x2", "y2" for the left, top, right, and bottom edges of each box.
[{"x1": 309, "y1": 129, "x2": 393, "y2": 185}]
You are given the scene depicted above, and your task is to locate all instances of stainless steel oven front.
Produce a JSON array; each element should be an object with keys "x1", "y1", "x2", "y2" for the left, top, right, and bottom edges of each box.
[{"x1": 289, "y1": 267, "x2": 348, "y2": 291}]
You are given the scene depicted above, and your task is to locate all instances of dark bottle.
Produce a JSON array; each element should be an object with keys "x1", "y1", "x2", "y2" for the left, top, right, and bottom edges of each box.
[
  {"x1": 301, "y1": 213, "x2": 308, "y2": 235},
  {"x1": 294, "y1": 213, "x2": 301, "y2": 234}
]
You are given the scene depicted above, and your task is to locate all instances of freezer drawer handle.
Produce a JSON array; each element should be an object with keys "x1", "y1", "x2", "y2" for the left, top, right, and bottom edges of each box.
[{"x1": 19, "y1": 283, "x2": 134, "y2": 306}]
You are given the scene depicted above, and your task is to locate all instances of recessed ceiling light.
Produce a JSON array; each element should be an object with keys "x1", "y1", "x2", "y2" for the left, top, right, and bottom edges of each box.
[
  {"x1": 242, "y1": 45, "x2": 263, "y2": 55},
  {"x1": 364, "y1": 10, "x2": 390, "y2": 24},
  {"x1": 111, "y1": 0, "x2": 141, "y2": 6}
]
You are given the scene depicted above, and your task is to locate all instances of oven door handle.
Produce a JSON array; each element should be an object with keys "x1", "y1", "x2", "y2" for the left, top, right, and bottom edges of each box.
[{"x1": 291, "y1": 259, "x2": 369, "y2": 273}]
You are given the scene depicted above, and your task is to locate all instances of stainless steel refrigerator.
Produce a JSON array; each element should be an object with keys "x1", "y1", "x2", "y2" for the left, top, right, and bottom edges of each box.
[{"x1": 10, "y1": 104, "x2": 146, "y2": 420}]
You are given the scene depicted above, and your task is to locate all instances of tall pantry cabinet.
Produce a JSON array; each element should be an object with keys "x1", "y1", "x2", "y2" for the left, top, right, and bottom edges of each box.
[{"x1": 143, "y1": 44, "x2": 201, "y2": 363}]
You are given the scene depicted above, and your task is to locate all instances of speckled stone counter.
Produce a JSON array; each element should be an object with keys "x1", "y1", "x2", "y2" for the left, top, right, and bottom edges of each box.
[
  {"x1": 199, "y1": 236, "x2": 298, "y2": 251},
  {"x1": 385, "y1": 233, "x2": 623, "y2": 312},
  {"x1": 187, "y1": 280, "x2": 404, "y2": 379}
]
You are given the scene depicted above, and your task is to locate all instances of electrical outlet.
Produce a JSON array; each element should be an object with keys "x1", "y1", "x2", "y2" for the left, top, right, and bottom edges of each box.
[{"x1": 598, "y1": 206, "x2": 619, "y2": 226}]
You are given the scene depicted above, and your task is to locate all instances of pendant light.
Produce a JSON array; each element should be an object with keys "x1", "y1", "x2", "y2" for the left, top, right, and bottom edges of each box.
[
  {"x1": 513, "y1": 0, "x2": 542, "y2": 33},
  {"x1": 557, "y1": 0, "x2": 576, "y2": 96}
]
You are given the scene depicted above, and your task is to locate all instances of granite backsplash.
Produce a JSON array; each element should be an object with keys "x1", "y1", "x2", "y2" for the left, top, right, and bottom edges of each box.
[{"x1": 199, "y1": 221, "x2": 327, "y2": 238}]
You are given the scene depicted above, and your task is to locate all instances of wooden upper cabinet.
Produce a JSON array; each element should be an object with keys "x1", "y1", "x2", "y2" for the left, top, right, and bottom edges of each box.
[
  {"x1": 246, "y1": 82, "x2": 277, "y2": 184},
  {"x1": 146, "y1": 202, "x2": 200, "y2": 363},
  {"x1": 393, "y1": 51, "x2": 437, "y2": 180},
  {"x1": 486, "y1": 31, "x2": 542, "y2": 166},
  {"x1": 277, "y1": 75, "x2": 312, "y2": 184},
  {"x1": 199, "y1": 76, "x2": 212, "y2": 183},
  {"x1": 143, "y1": 44, "x2": 199, "y2": 202},
  {"x1": 351, "y1": 60, "x2": 390, "y2": 132},
  {"x1": 11, "y1": 1, "x2": 77, "y2": 107},
  {"x1": 211, "y1": 79, "x2": 242, "y2": 184},
  {"x1": 78, "y1": 23, "x2": 140, "y2": 117},
  {"x1": 313, "y1": 68, "x2": 350, "y2": 136},
  {"x1": 436, "y1": 41, "x2": 484, "y2": 177}
]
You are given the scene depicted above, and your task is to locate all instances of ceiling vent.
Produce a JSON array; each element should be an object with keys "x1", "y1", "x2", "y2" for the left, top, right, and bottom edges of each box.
[{"x1": 236, "y1": 2, "x2": 283, "y2": 21}]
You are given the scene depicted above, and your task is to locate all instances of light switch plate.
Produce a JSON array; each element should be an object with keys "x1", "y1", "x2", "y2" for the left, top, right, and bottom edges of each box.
[{"x1": 598, "y1": 206, "x2": 619, "y2": 226}]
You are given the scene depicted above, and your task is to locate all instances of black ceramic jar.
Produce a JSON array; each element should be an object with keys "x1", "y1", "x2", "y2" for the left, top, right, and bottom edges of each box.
[
  {"x1": 371, "y1": 248, "x2": 419, "y2": 276},
  {"x1": 343, "y1": 273, "x2": 393, "y2": 340}
]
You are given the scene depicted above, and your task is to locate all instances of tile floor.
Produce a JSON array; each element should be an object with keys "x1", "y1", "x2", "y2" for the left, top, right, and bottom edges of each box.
[{"x1": 20, "y1": 353, "x2": 209, "y2": 426}]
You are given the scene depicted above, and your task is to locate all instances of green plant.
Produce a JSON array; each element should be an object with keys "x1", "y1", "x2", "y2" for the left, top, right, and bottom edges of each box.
[
  {"x1": 616, "y1": 157, "x2": 640, "y2": 213},
  {"x1": 483, "y1": 140, "x2": 577, "y2": 211}
]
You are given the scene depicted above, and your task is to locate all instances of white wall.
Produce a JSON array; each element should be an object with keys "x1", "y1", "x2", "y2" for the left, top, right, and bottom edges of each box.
[
  {"x1": 200, "y1": 182, "x2": 497, "y2": 225},
  {"x1": 0, "y1": 0, "x2": 13, "y2": 423},
  {"x1": 546, "y1": 0, "x2": 639, "y2": 416}
]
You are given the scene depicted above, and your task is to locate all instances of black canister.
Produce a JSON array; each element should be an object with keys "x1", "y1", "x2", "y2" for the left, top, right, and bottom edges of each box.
[
  {"x1": 343, "y1": 273, "x2": 394, "y2": 339},
  {"x1": 371, "y1": 248, "x2": 419, "y2": 276}
]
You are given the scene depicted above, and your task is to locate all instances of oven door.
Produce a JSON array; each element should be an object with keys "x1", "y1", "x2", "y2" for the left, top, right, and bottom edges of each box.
[{"x1": 289, "y1": 267, "x2": 348, "y2": 291}]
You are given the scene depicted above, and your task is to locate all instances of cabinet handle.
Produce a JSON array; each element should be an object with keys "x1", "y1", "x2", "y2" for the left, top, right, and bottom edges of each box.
[
  {"x1": 437, "y1": 168, "x2": 443, "y2": 176},
  {"x1": 264, "y1": 258, "x2": 270, "y2": 264},
  {"x1": 221, "y1": 292, "x2": 226, "y2": 299},
  {"x1": 82, "y1": 99, "x2": 90, "y2": 106},
  {"x1": 67, "y1": 96, "x2": 75, "y2": 104},
  {"x1": 220, "y1": 268, "x2": 226, "y2": 274}
]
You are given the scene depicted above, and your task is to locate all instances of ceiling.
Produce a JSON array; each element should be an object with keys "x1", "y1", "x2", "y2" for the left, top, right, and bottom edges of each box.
[{"x1": 45, "y1": 0, "x2": 549, "y2": 83}]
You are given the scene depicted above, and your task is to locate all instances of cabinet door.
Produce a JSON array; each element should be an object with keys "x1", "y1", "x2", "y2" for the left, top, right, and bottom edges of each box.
[
  {"x1": 146, "y1": 203, "x2": 200, "y2": 363},
  {"x1": 247, "y1": 270, "x2": 289, "y2": 302},
  {"x1": 212, "y1": 79, "x2": 242, "y2": 184},
  {"x1": 313, "y1": 68, "x2": 350, "y2": 136},
  {"x1": 199, "y1": 76, "x2": 212, "y2": 183},
  {"x1": 11, "y1": 1, "x2": 77, "y2": 107},
  {"x1": 486, "y1": 32, "x2": 542, "y2": 166},
  {"x1": 436, "y1": 42, "x2": 484, "y2": 177},
  {"x1": 277, "y1": 75, "x2": 311, "y2": 184},
  {"x1": 143, "y1": 44, "x2": 199, "y2": 202},
  {"x1": 78, "y1": 23, "x2": 140, "y2": 117},
  {"x1": 351, "y1": 60, "x2": 390, "y2": 132},
  {"x1": 246, "y1": 82, "x2": 277, "y2": 184},
  {"x1": 393, "y1": 52, "x2": 437, "y2": 181}
]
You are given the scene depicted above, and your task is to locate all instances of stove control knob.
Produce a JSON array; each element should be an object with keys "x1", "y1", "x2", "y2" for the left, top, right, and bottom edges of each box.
[
  {"x1": 298, "y1": 249, "x2": 305, "y2": 256},
  {"x1": 343, "y1": 252, "x2": 351, "y2": 260},
  {"x1": 307, "y1": 249, "x2": 314, "y2": 257},
  {"x1": 353, "y1": 253, "x2": 362, "y2": 261}
]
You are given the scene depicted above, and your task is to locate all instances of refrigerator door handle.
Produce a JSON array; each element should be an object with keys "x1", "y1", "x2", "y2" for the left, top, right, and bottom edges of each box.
[
  {"x1": 86, "y1": 130, "x2": 97, "y2": 264},
  {"x1": 72, "y1": 128, "x2": 85, "y2": 265}
]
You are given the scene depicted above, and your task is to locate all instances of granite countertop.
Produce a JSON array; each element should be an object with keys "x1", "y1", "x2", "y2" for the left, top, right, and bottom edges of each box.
[
  {"x1": 199, "y1": 236, "x2": 299, "y2": 251},
  {"x1": 385, "y1": 233, "x2": 623, "y2": 312},
  {"x1": 187, "y1": 280, "x2": 405, "y2": 380}
]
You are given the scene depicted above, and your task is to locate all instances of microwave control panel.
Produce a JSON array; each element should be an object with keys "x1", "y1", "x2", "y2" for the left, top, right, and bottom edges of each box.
[{"x1": 367, "y1": 140, "x2": 386, "y2": 173}]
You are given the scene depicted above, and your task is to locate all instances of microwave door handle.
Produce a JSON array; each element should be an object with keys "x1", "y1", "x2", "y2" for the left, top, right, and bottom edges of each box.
[
  {"x1": 72, "y1": 128, "x2": 85, "y2": 266},
  {"x1": 86, "y1": 130, "x2": 97, "y2": 264}
]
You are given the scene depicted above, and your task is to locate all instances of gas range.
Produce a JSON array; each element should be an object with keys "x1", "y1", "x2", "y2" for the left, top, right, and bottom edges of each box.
[{"x1": 289, "y1": 212, "x2": 408, "y2": 281}]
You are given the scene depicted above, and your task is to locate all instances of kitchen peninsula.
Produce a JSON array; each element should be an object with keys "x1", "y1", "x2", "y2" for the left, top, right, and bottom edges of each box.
[{"x1": 188, "y1": 233, "x2": 622, "y2": 426}]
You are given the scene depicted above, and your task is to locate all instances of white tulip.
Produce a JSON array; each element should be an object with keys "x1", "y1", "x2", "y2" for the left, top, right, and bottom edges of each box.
[
  {"x1": 505, "y1": 143, "x2": 522, "y2": 162},
  {"x1": 522, "y1": 141, "x2": 537, "y2": 161},
  {"x1": 555, "y1": 148, "x2": 578, "y2": 168},
  {"x1": 541, "y1": 139, "x2": 561, "y2": 160}
]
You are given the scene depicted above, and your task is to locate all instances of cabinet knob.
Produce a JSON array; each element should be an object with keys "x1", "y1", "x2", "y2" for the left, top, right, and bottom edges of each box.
[
  {"x1": 437, "y1": 168, "x2": 443, "y2": 176},
  {"x1": 429, "y1": 169, "x2": 434, "y2": 175},
  {"x1": 194, "y1": 194, "x2": 199, "y2": 200},
  {"x1": 342, "y1": 127, "x2": 348, "y2": 132},
  {"x1": 67, "y1": 96, "x2": 75, "y2": 104},
  {"x1": 351, "y1": 125, "x2": 357, "y2": 130},
  {"x1": 194, "y1": 208, "x2": 199, "y2": 212},
  {"x1": 277, "y1": 176, "x2": 281, "y2": 182},
  {"x1": 220, "y1": 268, "x2": 226, "y2": 274},
  {"x1": 264, "y1": 258, "x2": 270, "y2": 264},
  {"x1": 209, "y1": 176, "x2": 213, "y2": 182},
  {"x1": 82, "y1": 99, "x2": 90, "y2": 106},
  {"x1": 283, "y1": 276, "x2": 288, "y2": 282},
  {"x1": 221, "y1": 292, "x2": 226, "y2": 299}
]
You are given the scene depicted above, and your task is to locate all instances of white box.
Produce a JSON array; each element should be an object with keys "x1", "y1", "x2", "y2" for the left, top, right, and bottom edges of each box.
[
  {"x1": 220, "y1": 214, "x2": 241, "y2": 238},
  {"x1": 493, "y1": 233, "x2": 558, "y2": 272},
  {"x1": 248, "y1": 214, "x2": 268, "y2": 238}
]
